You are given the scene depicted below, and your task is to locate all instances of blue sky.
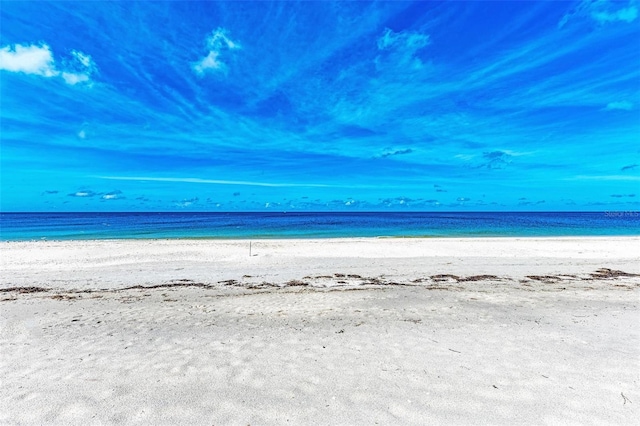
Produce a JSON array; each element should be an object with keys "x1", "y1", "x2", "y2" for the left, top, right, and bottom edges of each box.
[{"x1": 1, "y1": 1, "x2": 639, "y2": 212}]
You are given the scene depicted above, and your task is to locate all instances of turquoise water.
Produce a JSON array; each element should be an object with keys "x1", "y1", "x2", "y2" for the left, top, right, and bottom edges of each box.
[{"x1": 1, "y1": 212, "x2": 638, "y2": 241}]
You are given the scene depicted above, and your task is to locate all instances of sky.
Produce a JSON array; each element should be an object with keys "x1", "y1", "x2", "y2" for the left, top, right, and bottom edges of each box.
[{"x1": 1, "y1": 1, "x2": 639, "y2": 212}]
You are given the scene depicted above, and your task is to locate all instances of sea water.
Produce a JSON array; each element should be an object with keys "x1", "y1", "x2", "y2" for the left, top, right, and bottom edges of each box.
[{"x1": 1, "y1": 212, "x2": 638, "y2": 241}]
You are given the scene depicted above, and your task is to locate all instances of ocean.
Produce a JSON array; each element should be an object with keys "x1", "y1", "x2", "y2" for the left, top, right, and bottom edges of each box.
[{"x1": 1, "y1": 212, "x2": 638, "y2": 241}]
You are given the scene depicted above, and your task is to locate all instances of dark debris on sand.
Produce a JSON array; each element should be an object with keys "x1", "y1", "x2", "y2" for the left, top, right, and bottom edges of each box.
[
  {"x1": 457, "y1": 275, "x2": 500, "y2": 282},
  {"x1": 0, "y1": 286, "x2": 49, "y2": 294},
  {"x1": 2, "y1": 268, "x2": 638, "y2": 303},
  {"x1": 589, "y1": 268, "x2": 640, "y2": 279}
]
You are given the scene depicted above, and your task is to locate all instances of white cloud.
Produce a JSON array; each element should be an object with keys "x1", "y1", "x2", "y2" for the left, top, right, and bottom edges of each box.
[
  {"x1": 77, "y1": 130, "x2": 86, "y2": 139},
  {"x1": 175, "y1": 197, "x2": 198, "y2": 208},
  {"x1": 0, "y1": 44, "x2": 57, "y2": 76},
  {"x1": 0, "y1": 43, "x2": 96, "y2": 85},
  {"x1": 60, "y1": 50, "x2": 96, "y2": 86},
  {"x1": 605, "y1": 100, "x2": 634, "y2": 111},
  {"x1": 193, "y1": 51, "x2": 223, "y2": 74},
  {"x1": 62, "y1": 72, "x2": 90, "y2": 85},
  {"x1": 102, "y1": 191, "x2": 122, "y2": 200},
  {"x1": 193, "y1": 28, "x2": 241, "y2": 76}
]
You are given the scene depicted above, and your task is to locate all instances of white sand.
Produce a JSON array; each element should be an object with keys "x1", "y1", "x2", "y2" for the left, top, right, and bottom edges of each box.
[{"x1": 1, "y1": 237, "x2": 639, "y2": 425}]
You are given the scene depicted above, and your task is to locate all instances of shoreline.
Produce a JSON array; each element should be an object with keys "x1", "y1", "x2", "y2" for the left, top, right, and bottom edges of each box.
[
  {"x1": 3, "y1": 232, "x2": 640, "y2": 242},
  {"x1": 4, "y1": 234, "x2": 640, "y2": 240}
]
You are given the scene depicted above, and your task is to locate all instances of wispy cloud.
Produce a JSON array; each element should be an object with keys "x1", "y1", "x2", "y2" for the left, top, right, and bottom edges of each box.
[
  {"x1": 559, "y1": 0, "x2": 638, "y2": 28},
  {"x1": 96, "y1": 175, "x2": 336, "y2": 188},
  {"x1": 570, "y1": 175, "x2": 640, "y2": 181},
  {"x1": 592, "y1": 4, "x2": 638, "y2": 24},
  {"x1": 375, "y1": 27, "x2": 430, "y2": 73},
  {"x1": 605, "y1": 101, "x2": 634, "y2": 111},
  {"x1": 0, "y1": 43, "x2": 96, "y2": 85},
  {"x1": 192, "y1": 28, "x2": 241, "y2": 76},
  {"x1": 377, "y1": 28, "x2": 430, "y2": 51}
]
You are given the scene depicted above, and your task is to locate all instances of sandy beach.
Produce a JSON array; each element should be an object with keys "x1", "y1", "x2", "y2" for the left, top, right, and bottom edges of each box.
[{"x1": 1, "y1": 237, "x2": 639, "y2": 424}]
